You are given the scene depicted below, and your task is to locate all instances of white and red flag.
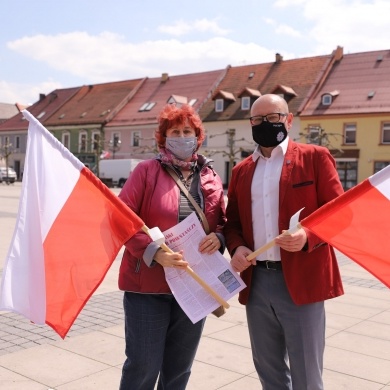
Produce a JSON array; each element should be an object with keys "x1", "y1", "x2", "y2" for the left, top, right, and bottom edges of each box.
[
  {"x1": 0, "y1": 110, "x2": 144, "y2": 338},
  {"x1": 300, "y1": 164, "x2": 390, "y2": 288}
]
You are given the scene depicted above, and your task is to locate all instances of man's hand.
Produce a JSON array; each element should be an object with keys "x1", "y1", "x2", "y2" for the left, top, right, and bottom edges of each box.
[
  {"x1": 230, "y1": 246, "x2": 256, "y2": 272},
  {"x1": 274, "y1": 228, "x2": 307, "y2": 252}
]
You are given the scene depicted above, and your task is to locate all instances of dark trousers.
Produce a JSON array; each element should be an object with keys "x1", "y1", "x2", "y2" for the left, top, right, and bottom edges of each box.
[{"x1": 119, "y1": 292, "x2": 205, "y2": 390}]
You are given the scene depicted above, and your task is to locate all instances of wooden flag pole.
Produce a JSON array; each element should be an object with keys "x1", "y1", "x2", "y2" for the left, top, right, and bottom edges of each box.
[
  {"x1": 141, "y1": 225, "x2": 230, "y2": 309},
  {"x1": 245, "y1": 228, "x2": 296, "y2": 261},
  {"x1": 246, "y1": 240, "x2": 276, "y2": 261}
]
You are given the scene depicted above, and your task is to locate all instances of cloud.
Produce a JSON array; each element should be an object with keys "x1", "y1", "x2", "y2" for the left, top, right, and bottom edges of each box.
[
  {"x1": 0, "y1": 79, "x2": 62, "y2": 106},
  {"x1": 7, "y1": 32, "x2": 281, "y2": 84},
  {"x1": 273, "y1": 0, "x2": 390, "y2": 53},
  {"x1": 263, "y1": 18, "x2": 302, "y2": 38},
  {"x1": 158, "y1": 18, "x2": 230, "y2": 36}
]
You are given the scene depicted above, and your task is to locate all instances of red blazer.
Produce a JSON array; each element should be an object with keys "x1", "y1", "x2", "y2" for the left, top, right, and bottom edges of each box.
[{"x1": 224, "y1": 140, "x2": 345, "y2": 305}]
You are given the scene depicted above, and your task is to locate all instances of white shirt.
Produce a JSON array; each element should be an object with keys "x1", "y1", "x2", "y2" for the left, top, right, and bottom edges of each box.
[{"x1": 251, "y1": 137, "x2": 288, "y2": 261}]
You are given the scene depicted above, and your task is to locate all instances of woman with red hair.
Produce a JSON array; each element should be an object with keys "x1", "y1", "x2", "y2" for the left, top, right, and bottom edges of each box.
[{"x1": 118, "y1": 104, "x2": 226, "y2": 389}]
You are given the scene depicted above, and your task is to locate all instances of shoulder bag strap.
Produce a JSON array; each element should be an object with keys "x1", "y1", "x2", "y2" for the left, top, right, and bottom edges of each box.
[{"x1": 166, "y1": 167, "x2": 210, "y2": 234}]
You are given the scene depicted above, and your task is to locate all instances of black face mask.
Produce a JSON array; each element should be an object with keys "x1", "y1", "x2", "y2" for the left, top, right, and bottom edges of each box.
[{"x1": 251, "y1": 121, "x2": 288, "y2": 147}]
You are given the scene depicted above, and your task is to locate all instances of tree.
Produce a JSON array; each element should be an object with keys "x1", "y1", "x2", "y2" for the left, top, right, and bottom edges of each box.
[
  {"x1": 0, "y1": 139, "x2": 13, "y2": 183},
  {"x1": 296, "y1": 126, "x2": 344, "y2": 153},
  {"x1": 203, "y1": 129, "x2": 254, "y2": 184}
]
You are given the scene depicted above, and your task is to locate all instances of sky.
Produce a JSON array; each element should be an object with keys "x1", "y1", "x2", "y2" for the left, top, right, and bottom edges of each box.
[{"x1": 1, "y1": 0, "x2": 390, "y2": 105}]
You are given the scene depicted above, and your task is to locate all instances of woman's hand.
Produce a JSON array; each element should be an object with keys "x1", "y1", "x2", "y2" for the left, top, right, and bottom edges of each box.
[
  {"x1": 199, "y1": 233, "x2": 221, "y2": 254},
  {"x1": 154, "y1": 249, "x2": 189, "y2": 269}
]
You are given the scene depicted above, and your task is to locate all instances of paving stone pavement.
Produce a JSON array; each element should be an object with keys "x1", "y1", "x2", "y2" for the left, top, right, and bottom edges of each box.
[
  {"x1": 0, "y1": 255, "x2": 386, "y2": 357},
  {"x1": 1, "y1": 183, "x2": 390, "y2": 389}
]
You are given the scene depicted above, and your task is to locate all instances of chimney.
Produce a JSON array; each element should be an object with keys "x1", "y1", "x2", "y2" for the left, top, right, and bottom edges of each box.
[
  {"x1": 275, "y1": 53, "x2": 283, "y2": 63},
  {"x1": 334, "y1": 46, "x2": 344, "y2": 61},
  {"x1": 161, "y1": 73, "x2": 169, "y2": 83},
  {"x1": 39, "y1": 93, "x2": 46, "y2": 100}
]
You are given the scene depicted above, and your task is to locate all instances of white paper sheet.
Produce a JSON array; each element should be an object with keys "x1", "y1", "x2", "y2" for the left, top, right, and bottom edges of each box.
[{"x1": 162, "y1": 212, "x2": 246, "y2": 323}]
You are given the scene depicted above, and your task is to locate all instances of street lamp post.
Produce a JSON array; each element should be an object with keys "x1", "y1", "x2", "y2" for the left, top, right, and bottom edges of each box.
[{"x1": 109, "y1": 136, "x2": 121, "y2": 159}]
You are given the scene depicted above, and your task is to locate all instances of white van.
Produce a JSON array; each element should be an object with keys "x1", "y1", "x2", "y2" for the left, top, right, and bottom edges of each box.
[
  {"x1": 0, "y1": 167, "x2": 17, "y2": 184},
  {"x1": 98, "y1": 159, "x2": 143, "y2": 188}
]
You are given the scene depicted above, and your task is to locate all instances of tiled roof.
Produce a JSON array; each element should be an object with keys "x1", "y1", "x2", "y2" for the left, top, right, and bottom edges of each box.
[
  {"x1": 106, "y1": 69, "x2": 226, "y2": 127},
  {"x1": 301, "y1": 49, "x2": 390, "y2": 116},
  {"x1": 199, "y1": 54, "x2": 332, "y2": 122},
  {"x1": 199, "y1": 63, "x2": 271, "y2": 122},
  {"x1": 0, "y1": 88, "x2": 80, "y2": 131},
  {"x1": 44, "y1": 79, "x2": 145, "y2": 126},
  {"x1": 213, "y1": 90, "x2": 236, "y2": 101},
  {"x1": 0, "y1": 103, "x2": 20, "y2": 123}
]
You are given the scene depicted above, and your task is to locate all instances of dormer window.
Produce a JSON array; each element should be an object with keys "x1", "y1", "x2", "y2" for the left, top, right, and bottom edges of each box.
[
  {"x1": 215, "y1": 99, "x2": 224, "y2": 112},
  {"x1": 321, "y1": 90, "x2": 339, "y2": 106},
  {"x1": 212, "y1": 90, "x2": 236, "y2": 113},
  {"x1": 271, "y1": 85, "x2": 297, "y2": 103},
  {"x1": 237, "y1": 87, "x2": 261, "y2": 111},
  {"x1": 167, "y1": 95, "x2": 187, "y2": 106},
  {"x1": 322, "y1": 94, "x2": 332, "y2": 106},
  {"x1": 241, "y1": 96, "x2": 250, "y2": 110}
]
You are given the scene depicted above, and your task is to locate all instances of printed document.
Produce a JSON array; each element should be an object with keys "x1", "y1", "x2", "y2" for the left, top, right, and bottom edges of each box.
[{"x1": 163, "y1": 212, "x2": 246, "y2": 323}]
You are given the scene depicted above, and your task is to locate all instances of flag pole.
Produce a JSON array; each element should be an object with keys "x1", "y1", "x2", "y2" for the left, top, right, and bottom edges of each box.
[
  {"x1": 141, "y1": 225, "x2": 230, "y2": 309},
  {"x1": 245, "y1": 226, "x2": 298, "y2": 261},
  {"x1": 246, "y1": 240, "x2": 276, "y2": 261}
]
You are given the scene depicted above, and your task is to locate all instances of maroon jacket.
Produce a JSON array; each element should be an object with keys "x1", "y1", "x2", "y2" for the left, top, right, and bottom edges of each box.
[
  {"x1": 118, "y1": 157, "x2": 226, "y2": 293},
  {"x1": 224, "y1": 140, "x2": 345, "y2": 305}
]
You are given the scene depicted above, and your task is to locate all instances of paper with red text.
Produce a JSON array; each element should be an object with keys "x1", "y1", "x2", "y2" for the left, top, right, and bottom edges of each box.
[{"x1": 163, "y1": 212, "x2": 246, "y2": 323}]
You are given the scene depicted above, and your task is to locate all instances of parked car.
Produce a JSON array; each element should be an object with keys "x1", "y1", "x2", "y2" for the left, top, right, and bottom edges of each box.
[{"x1": 0, "y1": 167, "x2": 17, "y2": 184}]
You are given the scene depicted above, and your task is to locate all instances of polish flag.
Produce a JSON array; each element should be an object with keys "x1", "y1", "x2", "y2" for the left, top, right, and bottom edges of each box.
[
  {"x1": 0, "y1": 110, "x2": 144, "y2": 338},
  {"x1": 300, "y1": 164, "x2": 390, "y2": 288}
]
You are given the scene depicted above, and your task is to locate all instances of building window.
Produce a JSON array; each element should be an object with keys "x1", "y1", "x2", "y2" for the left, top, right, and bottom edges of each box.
[
  {"x1": 307, "y1": 125, "x2": 320, "y2": 145},
  {"x1": 139, "y1": 102, "x2": 156, "y2": 112},
  {"x1": 132, "y1": 131, "x2": 140, "y2": 147},
  {"x1": 381, "y1": 122, "x2": 390, "y2": 144},
  {"x1": 215, "y1": 99, "x2": 224, "y2": 112},
  {"x1": 374, "y1": 161, "x2": 390, "y2": 174},
  {"x1": 336, "y1": 160, "x2": 357, "y2": 190},
  {"x1": 62, "y1": 133, "x2": 70, "y2": 149},
  {"x1": 344, "y1": 124, "x2": 356, "y2": 144},
  {"x1": 241, "y1": 97, "x2": 250, "y2": 110},
  {"x1": 92, "y1": 132, "x2": 100, "y2": 151},
  {"x1": 15, "y1": 136, "x2": 20, "y2": 149},
  {"x1": 79, "y1": 132, "x2": 87, "y2": 153},
  {"x1": 322, "y1": 95, "x2": 332, "y2": 105}
]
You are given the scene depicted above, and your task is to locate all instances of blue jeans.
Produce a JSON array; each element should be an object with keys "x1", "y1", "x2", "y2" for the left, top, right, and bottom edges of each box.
[{"x1": 119, "y1": 292, "x2": 206, "y2": 390}]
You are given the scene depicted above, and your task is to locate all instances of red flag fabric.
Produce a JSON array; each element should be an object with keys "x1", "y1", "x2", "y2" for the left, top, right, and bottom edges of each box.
[
  {"x1": 300, "y1": 164, "x2": 390, "y2": 288},
  {"x1": 0, "y1": 110, "x2": 144, "y2": 338}
]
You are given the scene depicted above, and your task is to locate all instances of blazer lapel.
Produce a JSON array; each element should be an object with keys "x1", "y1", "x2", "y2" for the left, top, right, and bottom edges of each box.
[{"x1": 279, "y1": 140, "x2": 297, "y2": 209}]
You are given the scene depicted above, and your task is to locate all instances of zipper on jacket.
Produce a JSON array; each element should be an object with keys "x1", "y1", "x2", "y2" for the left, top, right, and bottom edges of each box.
[{"x1": 135, "y1": 259, "x2": 141, "y2": 273}]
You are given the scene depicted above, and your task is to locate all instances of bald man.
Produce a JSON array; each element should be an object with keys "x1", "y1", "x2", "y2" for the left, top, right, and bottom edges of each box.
[{"x1": 224, "y1": 94, "x2": 344, "y2": 389}]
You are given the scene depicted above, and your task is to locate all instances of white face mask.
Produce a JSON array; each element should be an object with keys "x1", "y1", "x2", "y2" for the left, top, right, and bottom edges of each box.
[{"x1": 165, "y1": 136, "x2": 197, "y2": 160}]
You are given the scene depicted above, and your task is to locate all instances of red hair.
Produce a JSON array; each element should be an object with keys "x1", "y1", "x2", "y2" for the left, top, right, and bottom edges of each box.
[{"x1": 155, "y1": 104, "x2": 205, "y2": 150}]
